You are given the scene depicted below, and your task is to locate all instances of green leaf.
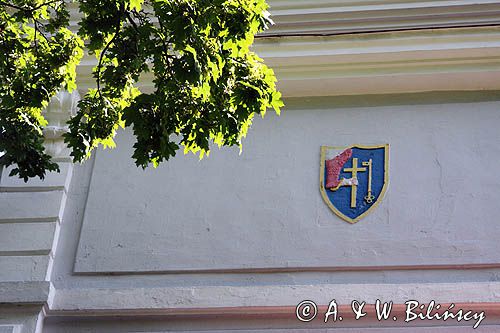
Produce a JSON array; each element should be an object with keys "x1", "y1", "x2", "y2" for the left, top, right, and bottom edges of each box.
[
  {"x1": 1, "y1": 0, "x2": 282, "y2": 180},
  {"x1": 129, "y1": 0, "x2": 144, "y2": 11}
]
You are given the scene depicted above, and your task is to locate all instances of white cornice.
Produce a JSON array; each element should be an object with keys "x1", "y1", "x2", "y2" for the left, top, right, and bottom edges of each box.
[
  {"x1": 67, "y1": 2, "x2": 500, "y2": 97},
  {"x1": 75, "y1": 26, "x2": 500, "y2": 97},
  {"x1": 49, "y1": 281, "x2": 500, "y2": 310},
  {"x1": 259, "y1": 26, "x2": 500, "y2": 97},
  {"x1": 265, "y1": 0, "x2": 500, "y2": 35},
  {"x1": 0, "y1": 281, "x2": 51, "y2": 305},
  {"x1": 68, "y1": 1, "x2": 500, "y2": 36}
]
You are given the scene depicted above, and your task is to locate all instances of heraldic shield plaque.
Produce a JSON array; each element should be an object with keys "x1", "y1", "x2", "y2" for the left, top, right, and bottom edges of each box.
[{"x1": 320, "y1": 144, "x2": 389, "y2": 224}]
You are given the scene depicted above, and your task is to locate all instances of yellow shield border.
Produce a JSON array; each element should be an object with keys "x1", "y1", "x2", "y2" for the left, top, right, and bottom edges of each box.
[{"x1": 319, "y1": 144, "x2": 389, "y2": 224}]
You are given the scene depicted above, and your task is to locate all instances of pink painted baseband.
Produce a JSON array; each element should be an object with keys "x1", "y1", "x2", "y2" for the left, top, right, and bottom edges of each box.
[
  {"x1": 46, "y1": 302, "x2": 500, "y2": 320},
  {"x1": 73, "y1": 263, "x2": 500, "y2": 275}
]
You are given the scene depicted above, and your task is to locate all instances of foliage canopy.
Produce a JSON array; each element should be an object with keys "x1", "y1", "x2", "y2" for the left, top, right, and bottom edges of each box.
[{"x1": 0, "y1": 0, "x2": 283, "y2": 181}]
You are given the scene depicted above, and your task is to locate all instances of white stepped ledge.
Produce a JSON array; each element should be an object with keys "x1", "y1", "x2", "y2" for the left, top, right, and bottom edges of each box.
[
  {"x1": 266, "y1": 0, "x2": 500, "y2": 35},
  {"x1": 67, "y1": 1, "x2": 500, "y2": 36},
  {"x1": 75, "y1": 26, "x2": 500, "y2": 97}
]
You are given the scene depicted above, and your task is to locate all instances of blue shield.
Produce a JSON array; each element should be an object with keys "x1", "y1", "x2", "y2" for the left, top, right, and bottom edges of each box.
[{"x1": 320, "y1": 144, "x2": 389, "y2": 223}]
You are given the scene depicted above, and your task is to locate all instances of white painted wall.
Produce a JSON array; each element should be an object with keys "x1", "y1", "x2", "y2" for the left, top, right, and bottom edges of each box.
[
  {"x1": 0, "y1": 92, "x2": 76, "y2": 333},
  {"x1": 40, "y1": 94, "x2": 500, "y2": 331},
  {"x1": 2, "y1": 1, "x2": 500, "y2": 331},
  {"x1": 74, "y1": 96, "x2": 500, "y2": 273}
]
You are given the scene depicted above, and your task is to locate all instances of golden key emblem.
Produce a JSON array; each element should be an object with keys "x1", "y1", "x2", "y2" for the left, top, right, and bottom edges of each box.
[{"x1": 362, "y1": 159, "x2": 375, "y2": 204}]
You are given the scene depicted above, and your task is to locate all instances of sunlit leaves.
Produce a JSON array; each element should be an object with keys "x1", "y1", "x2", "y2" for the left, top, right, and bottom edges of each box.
[
  {"x1": 0, "y1": 0, "x2": 83, "y2": 180},
  {"x1": 69, "y1": 0, "x2": 283, "y2": 169},
  {"x1": 1, "y1": 0, "x2": 282, "y2": 180}
]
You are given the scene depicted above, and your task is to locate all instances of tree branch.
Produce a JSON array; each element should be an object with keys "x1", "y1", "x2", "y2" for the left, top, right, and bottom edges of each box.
[
  {"x1": 33, "y1": 17, "x2": 50, "y2": 44},
  {"x1": 125, "y1": 11, "x2": 139, "y2": 33},
  {"x1": 0, "y1": 0, "x2": 62, "y2": 13},
  {"x1": 32, "y1": 0, "x2": 63, "y2": 11},
  {"x1": 0, "y1": 1, "x2": 25, "y2": 11},
  {"x1": 96, "y1": 7, "x2": 124, "y2": 99}
]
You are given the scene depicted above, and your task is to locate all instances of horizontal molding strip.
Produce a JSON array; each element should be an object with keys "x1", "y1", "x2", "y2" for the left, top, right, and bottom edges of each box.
[
  {"x1": 49, "y1": 281, "x2": 500, "y2": 311},
  {"x1": 45, "y1": 303, "x2": 500, "y2": 319},
  {"x1": 74, "y1": 26, "x2": 500, "y2": 97},
  {"x1": 0, "y1": 281, "x2": 51, "y2": 305},
  {"x1": 258, "y1": 23, "x2": 500, "y2": 38},
  {"x1": 265, "y1": 1, "x2": 500, "y2": 36},
  {"x1": 0, "y1": 250, "x2": 51, "y2": 257},
  {"x1": 72, "y1": 263, "x2": 500, "y2": 275},
  {"x1": 0, "y1": 217, "x2": 58, "y2": 224},
  {"x1": 66, "y1": 1, "x2": 500, "y2": 36},
  {"x1": 0, "y1": 186, "x2": 65, "y2": 193},
  {"x1": 0, "y1": 222, "x2": 56, "y2": 256},
  {"x1": 0, "y1": 255, "x2": 50, "y2": 282}
]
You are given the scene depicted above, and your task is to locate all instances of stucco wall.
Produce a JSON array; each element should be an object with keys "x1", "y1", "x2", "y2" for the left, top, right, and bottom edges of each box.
[
  {"x1": 41, "y1": 93, "x2": 500, "y2": 332},
  {"x1": 3, "y1": 1, "x2": 500, "y2": 331},
  {"x1": 74, "y1": 95, "x2": 500, "y2": 273}
]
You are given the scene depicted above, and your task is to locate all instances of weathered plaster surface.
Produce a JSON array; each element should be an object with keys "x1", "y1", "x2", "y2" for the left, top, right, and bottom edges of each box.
[
  {"x1": 0, "y1": 305, "x2": 45, "y2": 333},
  {"x1": 74, "y1": 97, "x2": 500, "y2": 273},
  {"x1": 2, "y1": 1, "x2": 500, "y2": 331},
  {"x1": 52, "y1": 281, "x2": 500, "y2": 310},
  {"x1": 0, "y1": 91, "x2": 77, "y2": 332}
]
